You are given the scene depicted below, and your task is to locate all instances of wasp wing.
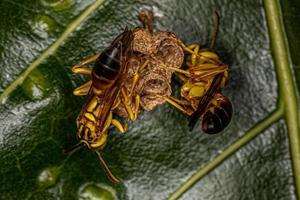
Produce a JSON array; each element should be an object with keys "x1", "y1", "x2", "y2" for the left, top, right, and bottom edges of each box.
[
  {"x1": 96, "y1": 78, "x2": 124, "y2": 132},
  {"x1": 188, "y1": 73, "x2": 224, "y2": 131},
  {"x1": 96, "y1": 30, "x2": 134, "y2": 132}
]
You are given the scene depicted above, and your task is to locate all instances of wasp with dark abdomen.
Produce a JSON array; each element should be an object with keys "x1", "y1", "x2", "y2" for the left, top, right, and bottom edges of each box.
[
  {"x1": 155, "y1": 12, "x2": 233, "y2": 134},
  {"x1": 65, "y1": 9, "x2": 232, "y2": 184},
  {"x1": 65, "y1": 9, "x2": 185, "y2": 183},
  {"x1": 65, "y1": 29, "x2": 138, "y2": 183}
]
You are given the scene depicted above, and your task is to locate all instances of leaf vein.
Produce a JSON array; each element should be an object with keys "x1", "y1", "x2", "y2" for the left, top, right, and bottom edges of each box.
[
  {"x1": 0, "y1": 0, "x2": 107, "y2": 104},
  {"x1": 168, "y1": 108, "x2": 283, "y2": 200},
  {"x1": 264, "y1": 0, "x2": 300, "y2": 198}
]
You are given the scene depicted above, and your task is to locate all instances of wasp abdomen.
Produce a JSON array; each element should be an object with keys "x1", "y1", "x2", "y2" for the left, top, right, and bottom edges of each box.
[
  {"x1": 92, "y1": 46, "x2": 121, "y2": 90},
  {"x1": 202, "y1": 96, "x2": 232, "y2": 134}
]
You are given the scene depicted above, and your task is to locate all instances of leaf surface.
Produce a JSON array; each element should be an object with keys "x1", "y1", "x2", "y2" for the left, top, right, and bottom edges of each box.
[{"x1": 0, "y1": 0, "x2": 299, "y2": 199}]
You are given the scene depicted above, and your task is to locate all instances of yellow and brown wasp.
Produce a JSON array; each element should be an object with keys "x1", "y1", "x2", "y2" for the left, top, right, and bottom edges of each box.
[
  {"x1": 65, "y1": 9, "x2": 184, "y2": 183},
  {"x1": 156, "y1": 12, "x2": 233, "y2": 134},
  {"x1": 65, "y1": 29, "x2": 138, "y2": 183}
]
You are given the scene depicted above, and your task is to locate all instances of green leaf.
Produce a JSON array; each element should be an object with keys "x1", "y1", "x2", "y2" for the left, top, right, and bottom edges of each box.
[{"x1": 0, "y1": 0, "x2": 299, "y2": 200}]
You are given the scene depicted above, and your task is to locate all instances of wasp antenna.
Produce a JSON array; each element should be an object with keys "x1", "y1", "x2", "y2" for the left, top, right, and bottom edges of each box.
[
  {"x1": 210, "y1": 11, "x2": 220, "y2": 49},
  {"x1": 63, "y1": 142, "x2": 84, "y2": 154},
  {"x1": 95, "y1": 151, "x2": 121, "y2": 184}
]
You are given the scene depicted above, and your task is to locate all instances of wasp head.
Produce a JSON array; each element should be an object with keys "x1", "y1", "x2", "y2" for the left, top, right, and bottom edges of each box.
[{"x1": 77, "y1": 124, "x2": 108, "y2": 151}]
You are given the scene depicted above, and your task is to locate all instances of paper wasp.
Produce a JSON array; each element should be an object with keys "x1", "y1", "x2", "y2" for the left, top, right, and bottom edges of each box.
[
  {"x1": 64, "y1": 9, "x2": 184, "y2": 183},
  {"x1": 155, "y1": 12, "x2": 233, "y2": 134},
  {"x1": 64, "y1": 29, "x2": 142, "y2": 183}
]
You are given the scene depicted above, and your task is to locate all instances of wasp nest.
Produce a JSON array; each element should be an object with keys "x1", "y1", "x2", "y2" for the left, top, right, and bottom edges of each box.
[{"x1": 114, "y1": 27, "x2": 184, "y2": 117}]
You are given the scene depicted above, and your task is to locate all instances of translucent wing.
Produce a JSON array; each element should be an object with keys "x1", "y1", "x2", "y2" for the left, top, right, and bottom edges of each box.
[
  {"x1": 96, "y1": 30, "x2": 133, "y2": 132},
  {"x1": 188, "y1": 73, "x2": 224, "y2": 131}
]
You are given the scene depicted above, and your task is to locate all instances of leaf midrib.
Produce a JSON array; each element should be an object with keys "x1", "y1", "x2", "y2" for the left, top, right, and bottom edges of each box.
[
  {"x1": 264, "y1": 0, "x2": 300, "y2": 198},
  {"x1": 168, "y1": 0, "x2": 300, "y2": 199}
]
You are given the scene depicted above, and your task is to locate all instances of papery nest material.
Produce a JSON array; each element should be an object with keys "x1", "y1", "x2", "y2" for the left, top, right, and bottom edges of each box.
[{"x1": 114, "y1": 27, "x2": 184, "y2": 117}]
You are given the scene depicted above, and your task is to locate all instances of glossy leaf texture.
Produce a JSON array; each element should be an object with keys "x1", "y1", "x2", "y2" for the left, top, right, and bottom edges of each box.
[{"x1": 0, "y1": 0, "x2": 299, "y2": 199}]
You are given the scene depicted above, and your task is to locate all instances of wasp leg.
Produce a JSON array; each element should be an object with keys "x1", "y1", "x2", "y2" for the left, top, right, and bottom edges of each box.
[
  {"x1": 102, "y1": 111, "x2": 113, "y2": 132},
  {"x1": 192, "y1": 65, "x2": 228, "y2": 79},
  {"x1": 72, "y1": 67, "x2": 92, "y2": 75},
  {"x1": 133, "y1": 94, "x2": 140, "y2": 121},
  {"x1": 180, "y1": 43, "x2": 198, "y2": 55},
  {"x1": 112, "y1": 97, "x2": 121, "y2": 110},
  {"x1": 154, "y1": 60, "x2": 191, "y2": 76},
  {"x1": 111, "y1": 119, "x2": 128, "y2": 134},
  {"x1": 182, "y1": 44, "x2": 201, "y2": 67},
  {"x1": 158, "y1": 95, "x2": 193, "y2": 115},
  {"x1": 195, "y1": 51, "x2": 222, "y2": 65},
  {"x1": 187, "y1": 44, "x2": 198, "y2": 50},
  {"x1": 73, "y1": 80, "x2": 92, "y2": 96},
  {"x1": 121, "y1": 88, "x2": 141, "y2": 121},
  {"x1": 102, "y1": 108, "x2": 128, "y2": 134},
  {"x1": 182, "y1": 44, "x2": 216, "y2": 67},
  {"x1": 129, "y1": 60, "x2": 149, "y2": 97},
  {"x1": 120, "y1": 59, "x2": 149, "y2": 121},
  {"x1": 72, "y1": 53, "x2": 100, "y2": 75},
  {"x1": 169, "y1": 96, "x2": 191, "y2": 106},
  {"x1": 190, "y1": 45, "x2": 200, "y2": 66},
  {"x1": 175, "y1": 72, "x2": 188, "y2": 82},
  {"x1": 121, "y1": 88, "x2": 135, "y2": 121}
]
